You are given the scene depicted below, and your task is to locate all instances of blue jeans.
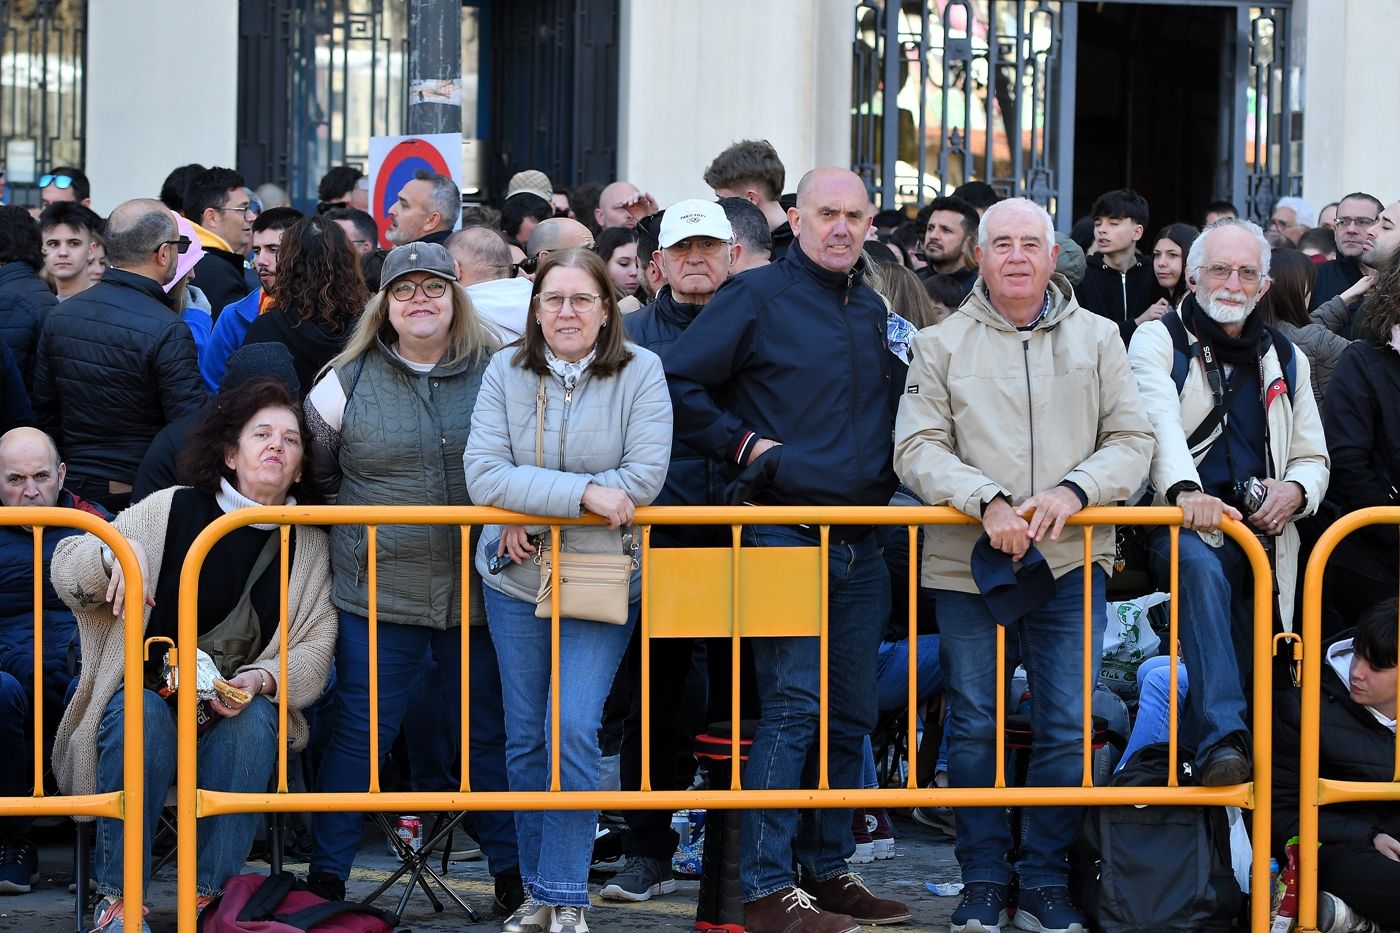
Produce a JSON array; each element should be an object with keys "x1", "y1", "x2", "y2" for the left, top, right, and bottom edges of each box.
[
  {"x1": 483, "y1": 586, "x2": 636, "y2": 907},
  {"x1": 738, "y1": 525, "x2": 889, "y2": 902},
  {"x1": 0, "y1": 673, "x2": 29, "y2": 835},
  {"x1": 94, "y1": 689, "x2": 277, "y2": 897},
  {"x1": 1117, "y1": 656, "x2": 1190, "y2": 771},
  {"x1": 310, "y1": 613, "x2": 517, "y2": 879},
  {"x1": 1146, "y1": 529, "x2": 1248, "y2": 757},
  {"x1": 0, "y1": 612, "x2": 77, "y2": 835},
  {"x1": 861, "y1": 636, "x2": 943, "y2": 787},
  {"x1": 936, "y1": 566, "x2": 1105, "y2": 889}
]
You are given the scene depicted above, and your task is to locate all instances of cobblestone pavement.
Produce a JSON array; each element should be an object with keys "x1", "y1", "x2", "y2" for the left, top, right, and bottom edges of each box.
[{"x1": 0, "y1": 814, "x2": 962, "y2": 932}]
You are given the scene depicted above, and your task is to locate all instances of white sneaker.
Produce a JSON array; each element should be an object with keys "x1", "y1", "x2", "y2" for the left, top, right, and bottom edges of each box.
[
  {"x1": 848, "y1": 841, "x2": 875, "y2": 864},
  {"x1": 502, "y1": 896, "x2": 551, "y2": 933},
  {"x1": 550, "y1": 904, "x2": 589, "y2": 932},
  {"x1": 1318, "y1": 891, "x2": 1380, "y2": 933}
]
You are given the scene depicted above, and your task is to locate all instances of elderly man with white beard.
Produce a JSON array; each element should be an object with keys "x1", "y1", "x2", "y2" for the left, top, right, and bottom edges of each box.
[{"x1": 1128, "y1": 218, "x2": 1329, "y2": 786}]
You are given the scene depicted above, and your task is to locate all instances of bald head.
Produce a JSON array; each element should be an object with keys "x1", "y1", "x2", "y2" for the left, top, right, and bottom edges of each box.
[
  {"x1": 596, "y1": 181, "x2": 643, "y2": 230},
  {"x1": 446, "y1": 226, "x2": 513, "y2": 286},
  {"x1": 0, "y1": 427, "x2": 64, "y2": 509},
  {"x1": 105, "y1": 198, "x2": 178, "y2": 281},
  {"x1": 790, "y1": 168, "x2": 873, "y2": 274},
  {"x1": 526, "y1": 218, "x2": 595, "y2": 258}
]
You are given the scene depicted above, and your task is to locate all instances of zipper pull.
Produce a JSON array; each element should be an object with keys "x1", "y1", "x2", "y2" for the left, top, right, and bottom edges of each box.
[{"x1": 565, "y1": 387, "x2": 573, "y2": 404}]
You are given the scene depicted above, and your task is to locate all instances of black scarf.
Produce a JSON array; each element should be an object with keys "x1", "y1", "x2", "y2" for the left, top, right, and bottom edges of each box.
[{"x1": 1181, "y1": 294, "x2": 1266, "y2": 365}]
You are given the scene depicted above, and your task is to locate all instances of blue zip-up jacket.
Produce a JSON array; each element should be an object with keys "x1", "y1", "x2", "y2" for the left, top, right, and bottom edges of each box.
[
  {"x1": 666, "y1": 239, "x2": 897, "y2": 507},
  {"x1": 200, "y1": 287, "x2": 262, "y2": 391}
]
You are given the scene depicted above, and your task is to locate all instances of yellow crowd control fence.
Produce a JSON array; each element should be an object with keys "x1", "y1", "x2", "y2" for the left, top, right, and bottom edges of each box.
[
  {"x1": 0, "y1": 507, "x2": 147, "y2": 921},
  {"x1": 1298, "y1": 507, "x2": 1400, "y2": 933},
  {"x1": 173, "y1": 504, "x2": 1277, "y2": 932}
]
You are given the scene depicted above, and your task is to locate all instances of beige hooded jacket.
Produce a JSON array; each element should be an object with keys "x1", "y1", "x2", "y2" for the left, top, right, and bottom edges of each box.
[{"x1": 894, "y1": 275, "x2": 1155, "y2": 592}]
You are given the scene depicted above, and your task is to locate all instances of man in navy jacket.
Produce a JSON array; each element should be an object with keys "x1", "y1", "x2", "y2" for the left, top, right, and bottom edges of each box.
[{"x1": 667, "y1": 168, "x2": 908, "y2": 933}]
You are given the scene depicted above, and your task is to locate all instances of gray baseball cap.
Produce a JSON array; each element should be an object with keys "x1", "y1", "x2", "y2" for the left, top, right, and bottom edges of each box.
[{"x1": 378, "y1": 242, "x2": 458, "y2": 290}]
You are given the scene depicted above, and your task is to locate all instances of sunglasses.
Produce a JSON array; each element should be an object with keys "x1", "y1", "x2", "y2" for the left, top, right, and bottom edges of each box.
[
  {"x1": 158, "y1": 236, "x2": 193, "y2": 255},
  {"x1": 39, "y1": 174, "x2": 75, "y2": 190}
]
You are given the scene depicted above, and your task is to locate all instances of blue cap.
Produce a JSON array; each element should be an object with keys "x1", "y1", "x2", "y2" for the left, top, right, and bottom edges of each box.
[{"x1": 970, "y1": 534, "x2": 1057, "y2": 626}]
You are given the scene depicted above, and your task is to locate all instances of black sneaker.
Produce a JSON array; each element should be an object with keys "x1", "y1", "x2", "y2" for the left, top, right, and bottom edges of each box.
[
  {"x1": 495, "y1": 865, "x2": 526, "y2": 917},
  {"x1": 0, "y1": 836, "x2": 37, "y2": 895},
  {"x1": 1012, "y1": 885, "x2": 1085, "y2": 933},
  {"x1": 304, "y1": 870, "x2": 346, "y2": 903},
  {"x1": 951, "y1": 881, "x2": 1010, "y2": 933},
  {"x1": 599, "y1": 855, "x2": 677, "y2": 902}
]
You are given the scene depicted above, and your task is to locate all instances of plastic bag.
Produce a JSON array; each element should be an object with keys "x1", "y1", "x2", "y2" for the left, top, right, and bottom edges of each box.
[{"x1": 1101, "y1": 593, "x2": 1168, "y2": 698}]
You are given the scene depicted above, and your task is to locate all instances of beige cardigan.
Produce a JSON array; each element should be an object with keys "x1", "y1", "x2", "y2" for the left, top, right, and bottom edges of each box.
[{"x1": 50, "y1": 487, "x2": 337, "y2": 799}]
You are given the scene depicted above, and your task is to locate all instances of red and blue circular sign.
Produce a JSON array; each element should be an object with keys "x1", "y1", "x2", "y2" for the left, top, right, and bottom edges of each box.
[{"x1": 372, "y1": 138, "x2": 453, "y2": 248}]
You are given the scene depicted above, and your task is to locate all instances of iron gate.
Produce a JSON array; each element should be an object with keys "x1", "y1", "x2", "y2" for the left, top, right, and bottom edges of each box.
[
  {"x1": 239, "y1": 0, "x2": 409, "y2": 208},
  {"x1": 853, "y1": 0, "x2": 1064, "y2": 218},
  {"x1": 0, "y1": 0, "x2": 85, "y2": 205},
  {"x1": 854, "y1": 0, "x2": 1301, "y2": 226}
]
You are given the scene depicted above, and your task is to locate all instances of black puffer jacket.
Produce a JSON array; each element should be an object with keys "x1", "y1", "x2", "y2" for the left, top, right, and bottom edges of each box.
[
  {"x1": 1321, "y1": 340, "x2": 1400, "y2": 579},
  {"x1": 0, "y1": 260, "x2": 58, "y2": 388},
  {"x1": 1309, "y1": 255, "x2": 1364, "y2": 316},
  {"x1": 32, "y1": 269, "x2": 209, "y2": 485},
  {"x1": 1273, "y1": 631, "x2": 1400, "y2": 854},
  {"x1": 625, "y1": 287, "x2": 726, "y2": 545}
]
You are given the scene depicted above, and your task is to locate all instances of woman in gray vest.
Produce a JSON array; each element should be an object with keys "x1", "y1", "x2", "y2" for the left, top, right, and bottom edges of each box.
[
  {"x1": 465, "y1": 248, "x2": 671, "y2": 933},
  {"x1": 301, "y1": 243, "x2": 524, "y2": 912}
]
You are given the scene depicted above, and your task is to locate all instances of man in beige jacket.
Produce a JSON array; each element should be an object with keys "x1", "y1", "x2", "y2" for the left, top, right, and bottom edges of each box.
[{"x1": 894, "y1": 198, "x2": 1153, "y2": 933}]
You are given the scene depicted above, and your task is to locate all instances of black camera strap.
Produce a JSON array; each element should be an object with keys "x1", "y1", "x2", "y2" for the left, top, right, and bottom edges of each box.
[{"x1": 1186, "y1": 343, "x2": 1249, "y2": 451}]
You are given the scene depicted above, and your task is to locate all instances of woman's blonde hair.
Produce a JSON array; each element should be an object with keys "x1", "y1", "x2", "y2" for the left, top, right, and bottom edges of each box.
[{"x1": 329, "y1": 276, "x2": 499, "y2": 372}]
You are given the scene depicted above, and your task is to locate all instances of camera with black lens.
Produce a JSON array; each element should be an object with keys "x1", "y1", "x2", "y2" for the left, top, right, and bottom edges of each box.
[{"x1": 1228, "y1": 476, "x2": 1268, "y2": 518}]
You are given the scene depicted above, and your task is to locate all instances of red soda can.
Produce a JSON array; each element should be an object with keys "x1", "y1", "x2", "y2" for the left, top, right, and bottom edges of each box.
[{"x1": 394, "y1": 815, "x2": 423, "y2": 856}]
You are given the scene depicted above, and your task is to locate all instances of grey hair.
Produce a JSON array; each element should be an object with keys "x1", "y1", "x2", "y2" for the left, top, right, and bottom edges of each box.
[
  {"x1": 977, "y1": 197, "x2": 1054, "y2": 249},
  {"x1": 1187, "y1": 217, "x2": 1272, "y2": 279},
  {"x1": 413, "y1": 168, "x2": 461, "y2": 230},
  {"x1": 1274, "y1": 196, "x2": 1316, "y2": 228},
  {"x1": 104, "y1": 199, "x2": 178, "y2": 267}
]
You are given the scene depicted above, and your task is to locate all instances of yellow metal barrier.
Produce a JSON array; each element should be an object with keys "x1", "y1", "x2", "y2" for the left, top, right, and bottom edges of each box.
[
  {"x1": 174, "y1": 504, "x2": 1276, "y2": 931},
  {"x1": 1298, "y1": 506, "x2": 1400, "y2": 933},
  {"x1": 0, "y1": 507, "x2": 147, "y2": 919}
]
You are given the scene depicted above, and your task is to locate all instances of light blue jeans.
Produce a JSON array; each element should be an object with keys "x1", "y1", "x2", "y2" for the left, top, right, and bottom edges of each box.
[
  {"x1": 1117, "y1": 656, "x2": 1190, "y2": 771},
  {"x1": 94, "y1": 688, "x2": 277, "y2": 897},
  {"x1": 483, "y1": 585, "x2": 636, "y2": 907}
]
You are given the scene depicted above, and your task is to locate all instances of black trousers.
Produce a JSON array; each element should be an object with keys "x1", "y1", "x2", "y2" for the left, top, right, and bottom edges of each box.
[{"x1": 1317, "y1": 841, "x2": 1400, "y2": 925}]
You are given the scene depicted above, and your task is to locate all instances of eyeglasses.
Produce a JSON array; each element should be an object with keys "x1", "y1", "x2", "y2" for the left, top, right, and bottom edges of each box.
[
  {"x1": 389, "y1": 277, "x2": 449, "y2": 302},
  {"x1": 1335, "y1": 216, "x2": 1378, "y2": 229},
  {"x1": 157, "y1": 236, "x2": 192, "y2": 255},
  {"x1": 664, "y1": 237, "x2": 729, "y2": 257},
  {"x1": 1198, "y1": 262, "x2": 1263, "y2": 284},
  {"x1": 538, "y1": 292, "x2": 602, "y2": 314},
  {"x1": 515, "y1": 255, "x2": 541, "y2": 276},
  {"x1": 38, "y1": 174, "x2": 75, "y2": 190},
  {"x1": 213, "y1": 204, "x2": 259, "y2": 220}
]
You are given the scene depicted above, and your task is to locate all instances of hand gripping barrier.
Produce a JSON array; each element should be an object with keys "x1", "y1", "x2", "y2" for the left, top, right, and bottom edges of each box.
[
  {"x1": 0, "y1": 507, "x2": 147, "y2": 924},
  {"x1": 1297, "y1": 506, "x2": 1400, "y2": 933},
  {"x1": 174, "y1": 504, "x2": 1277, "y2": 931}
]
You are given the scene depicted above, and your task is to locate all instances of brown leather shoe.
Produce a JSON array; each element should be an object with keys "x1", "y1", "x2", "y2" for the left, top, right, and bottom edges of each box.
[
  {"x1": 744, "y1": 887, "x2": 861, "y2": 933},
  {"x1": 805, "y1": 871, "x2": 913, "y2": 925}
]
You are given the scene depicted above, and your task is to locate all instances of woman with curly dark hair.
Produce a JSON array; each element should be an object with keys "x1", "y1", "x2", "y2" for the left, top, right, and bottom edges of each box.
[
  {"x1": 241, "y1": 216, "x2": 370, "y2": 393},
  {"x1": 50, "y1": 376, "x2": 336, "y2": 929}
]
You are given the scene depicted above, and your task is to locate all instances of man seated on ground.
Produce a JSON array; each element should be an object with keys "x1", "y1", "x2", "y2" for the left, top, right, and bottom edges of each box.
[
  {"x1": 1128, "y1": 218, "x2": 1328, "y2": 783},
  {"x1": 0, "y1": 427, "x2": 108, "y2": 894},
  {"x1": 1275, "y1": 599, "x2": 1400, "y2": 933}
]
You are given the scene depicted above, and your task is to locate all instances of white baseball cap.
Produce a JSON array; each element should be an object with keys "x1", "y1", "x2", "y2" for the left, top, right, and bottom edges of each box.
[{"x1": 658, "y1": 199, "x2": 734, "y2": 249}]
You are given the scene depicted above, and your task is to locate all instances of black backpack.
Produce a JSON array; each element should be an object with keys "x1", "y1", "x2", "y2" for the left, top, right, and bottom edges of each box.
[{"x1": 1070, "y1": 743, "x2": 1244, "y2": 933}]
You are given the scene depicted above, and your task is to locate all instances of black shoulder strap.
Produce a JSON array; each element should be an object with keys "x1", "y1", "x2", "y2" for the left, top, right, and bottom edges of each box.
[
  {"x1": 1184, "y1": 364, "x2": 1249, "y2": 451},
  {"x1": 277, "y1": 900, "x2": 399, "y2": 930},
  {"x1": 237, "y1": 870, "x2": 299, "y2": 922}
]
